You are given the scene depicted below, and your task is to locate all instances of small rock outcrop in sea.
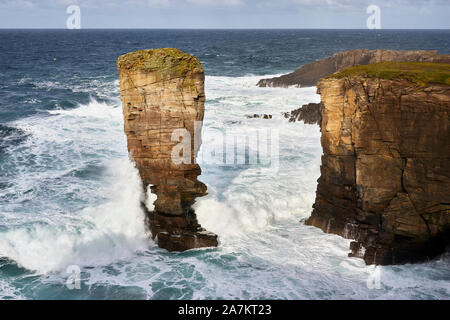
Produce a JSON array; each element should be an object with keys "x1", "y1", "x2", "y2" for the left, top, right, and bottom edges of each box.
[
  {"x1": 283, "y1": 102, "x2": 322, "y2": 125},
  {"x1": 306, "y1": 62, "x2": 450, "y2": 265},
  {"x1": 246, "y1": 114, "x2": 273, "y2": 119},
  {"x1": 117, "y1": 48, "x2": 218, "y2": 251},
  {"x1": 257, "y1": 49, "x2": 450, "y2": 88}
]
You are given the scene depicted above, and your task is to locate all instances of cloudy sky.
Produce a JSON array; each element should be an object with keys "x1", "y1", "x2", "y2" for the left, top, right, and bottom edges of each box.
[{"x1": 0, "y1": 0, "x2": 448, "y2": 29}]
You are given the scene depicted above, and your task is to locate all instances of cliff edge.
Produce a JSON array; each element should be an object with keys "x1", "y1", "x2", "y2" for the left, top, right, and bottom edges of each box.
[
  {"x1": 306, "y1": 62, "x2": 450, "y2": 265},
  {"x1": 117, "y1": 48, "x2": 218, "y2": 251},
  {"x1": 258, "y1": 49, "x2": 450, "y2": 88}
]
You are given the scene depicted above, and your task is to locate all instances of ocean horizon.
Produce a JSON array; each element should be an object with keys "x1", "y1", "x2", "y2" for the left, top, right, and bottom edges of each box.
[{"x1": 0, "y1": 29, "x2": 449, "y2": 300}]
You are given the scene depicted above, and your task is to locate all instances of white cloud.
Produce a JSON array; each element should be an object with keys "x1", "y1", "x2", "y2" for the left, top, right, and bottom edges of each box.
[
  {"x1": 185, "y1": 0, "x2": 244, "y2": 6},
  {"x1": 0, "y1": 0, "x2": 246, "y2": 9},
  {"x1": 279, "y1": 0, "x2": 368, "y2": 10},
  {"x1": 282, "y1": 0, "x2": 450, "y2": 9},
  {"x1": 0, "y1": 0, "x2": 34, "y2": 8},
  {"x1": 2, "y1": 0, "x2": 449, "y2": 11},
  {"x1": 124, "y1": 0, "x2": 171, "y2": 7}
]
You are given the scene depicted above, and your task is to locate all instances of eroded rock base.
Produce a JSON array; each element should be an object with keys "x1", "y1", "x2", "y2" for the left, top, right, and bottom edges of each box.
[
  {"x1": 283, "y1": 102, "x2": 322, "y2": 125},
  {"x1": 144, "y1": 205, "x2": 218, "y2": 252},
  {"x1": 306, "y1": 73, "x2": 450, "y2": 265}
]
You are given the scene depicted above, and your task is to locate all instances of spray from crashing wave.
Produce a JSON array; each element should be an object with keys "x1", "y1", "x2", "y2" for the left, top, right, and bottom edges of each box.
[
  {"x1": 194, "y1": 75, "x2": 322, "y2": 239},
  {"x1": 0, "y1": 98, "x2": 151, "y2": 273},
  {"x1": 0, "y1": 158, "x2": 150, "y2": 273},
  {"x1": 0, "y1": 76, "x2": 449, "y2": 299}
]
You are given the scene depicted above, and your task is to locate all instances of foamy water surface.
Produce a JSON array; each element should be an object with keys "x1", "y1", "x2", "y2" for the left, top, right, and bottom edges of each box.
[{"x1": 0, "y1": 74, "x2": 449, "y2": 299}]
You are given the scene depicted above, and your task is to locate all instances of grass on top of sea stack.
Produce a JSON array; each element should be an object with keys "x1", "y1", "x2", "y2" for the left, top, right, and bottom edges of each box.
[
  {"x1": 117, "y1": 48, "x2": 203, "y2": 78},
  {"x1": 329, "y1": 62, "x2": 450, "y2": 86}
]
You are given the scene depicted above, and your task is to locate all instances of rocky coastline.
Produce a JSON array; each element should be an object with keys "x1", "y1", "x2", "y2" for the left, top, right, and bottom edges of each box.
[
  {"x1": 258, "y1": 49, "x2": 450, "y2": 88},
  {"x1": 306, "y1": 62, "x2": 450, "y2": 265},
  {"x1": 283, "y1": 102, "x2": 322, "y2": 125},
  {"x1": 116, "y1": 48, "x2": 449, "y2": 266}
]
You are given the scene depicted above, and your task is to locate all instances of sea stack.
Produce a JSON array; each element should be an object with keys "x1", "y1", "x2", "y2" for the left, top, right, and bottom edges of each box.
[
  {"x1": 306, "y1": 62, "x2": 450, "y2": 265},
  {"x1": 117, "y1": 48, "x2": 218, "y2": 251}
]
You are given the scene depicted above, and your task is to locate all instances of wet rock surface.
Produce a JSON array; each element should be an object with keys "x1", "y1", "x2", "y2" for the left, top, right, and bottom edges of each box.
[
  {"x1": 246, "y1": 114, "x2": 273, "y2": 119},
  {"x1": 306, "y1": 63, "x2": 450, "y2": 265},
  {"x1": 117, "y1": 48, "x2": 218, "y2": 251},
  {"x1": 283, "y1": 102, "x2": 322, "y2": 125}
]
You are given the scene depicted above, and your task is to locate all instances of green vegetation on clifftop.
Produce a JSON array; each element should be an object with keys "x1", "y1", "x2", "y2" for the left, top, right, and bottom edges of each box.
[
  {"x1": 117, "y1": 48, "x2": 203, "y2": 78},
  {"x1": 328, "y1": 62, "x2": 450, "y2": 86}
]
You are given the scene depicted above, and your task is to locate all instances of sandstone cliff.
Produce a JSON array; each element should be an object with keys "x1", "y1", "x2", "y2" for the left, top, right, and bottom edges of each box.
[
  {"x1": 306, "y1": 62, "x2": 450, "y2": 265},
  {"x1": 257, "y1": 49, "x2": 450, "y2": 88},
  {"x1": 117, "y1": 48, "x2": 218, "y2": 251}
]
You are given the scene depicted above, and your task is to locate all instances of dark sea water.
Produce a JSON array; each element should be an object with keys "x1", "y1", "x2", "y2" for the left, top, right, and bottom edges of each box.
[{"x1": 0, "y1": 29, "x2": 449, "y2": 299}]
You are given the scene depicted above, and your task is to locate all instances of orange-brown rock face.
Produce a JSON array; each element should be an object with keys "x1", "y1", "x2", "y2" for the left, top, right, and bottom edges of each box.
[
  {"x1": 117, "y1": 48, "x2": 218, "y2": 251},
  {"x1": 306, "y1": 68, "x2": 450, "y2": 265},
  {"x1": 257, "y1": 49, "x2": 450, "y2": 88}
]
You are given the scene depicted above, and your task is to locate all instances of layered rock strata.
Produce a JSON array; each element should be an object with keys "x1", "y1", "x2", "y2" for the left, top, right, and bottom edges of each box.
[
  {"x1": 117, "y1": 48, "x2": 218, "y2": 251},
  {"x1": 257, "y1": 49, "x2": 450, "y2": 88},
  {"x1": 306, "y1": 62, "x2": 450, "y2": 265}
]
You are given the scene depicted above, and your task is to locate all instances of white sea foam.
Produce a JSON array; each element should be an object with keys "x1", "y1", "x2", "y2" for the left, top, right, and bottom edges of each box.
[
  {"x1": 0, "y1": 278, "x2": 25, "y2": 300},
  {"x1": 0, "y1": 75, "x2": 449, "y2": 299},
  {"x1": 0, "y1": 95, "x2": 151, "y2": 273},
  {"x1": 22, "y1": 77, "x2": 120, "y2": 100},
  {"x1": 195, "y1": 75, "x2": 322, "y2": 239},
  {"x1": 48, "y1": 98, "x2": 121, "y2": 121},
  {"x1": 145, "y1": 186, "x2": 157, "y2": 212},
  {"x1": 0, "y1": 157, "x2": 150, "y2": 274}
]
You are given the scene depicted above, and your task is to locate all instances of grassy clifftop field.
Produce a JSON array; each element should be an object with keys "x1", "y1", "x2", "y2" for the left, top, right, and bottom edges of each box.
[{"x1": 329, "y1": 62, "x2": 450, "y2": 86}]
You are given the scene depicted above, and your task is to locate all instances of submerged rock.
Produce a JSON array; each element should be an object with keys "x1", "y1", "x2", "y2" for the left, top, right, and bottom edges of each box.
[
  {"x1": 306, "y1": 62, "x2": 450, "y2": 265},
  {"x1": 117, "y1": 48, "x2": 218, "y2": 251},
  {"x1": 246, "y1": 114, "x2": 272, "y2": 119},
  {"x1": 257, "y1": 49, "x2": 450, "y2": 88},
  {"x1": 283, "y1": 102, "x2": 322, "y2": 125}
]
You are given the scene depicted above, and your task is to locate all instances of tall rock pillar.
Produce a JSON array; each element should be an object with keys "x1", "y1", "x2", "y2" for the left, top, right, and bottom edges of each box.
[{"x1": 117, "y1": 48, "x2": 218, "y2": 251}]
